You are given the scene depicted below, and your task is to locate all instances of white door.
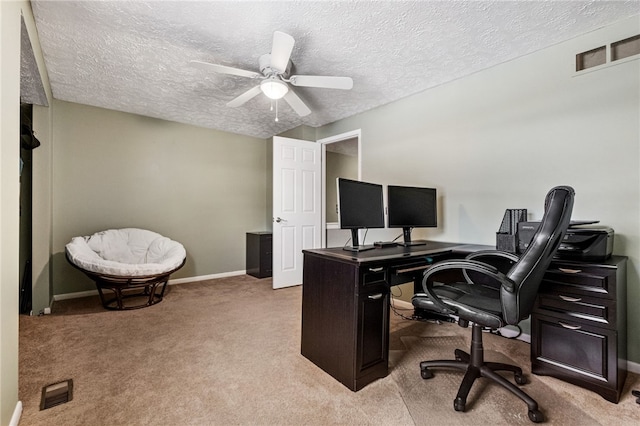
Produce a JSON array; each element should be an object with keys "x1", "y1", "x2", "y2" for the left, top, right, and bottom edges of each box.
[{"x1": 272, "y1": 136, "x2": 322, "y2": 289}]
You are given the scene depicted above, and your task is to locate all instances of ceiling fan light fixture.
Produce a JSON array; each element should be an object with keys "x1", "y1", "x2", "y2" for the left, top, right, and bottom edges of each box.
[
  {"x1": 260, "y1": 79, "x2": 288, "y2": 100},
  {"x1": 192, "y1": 31, "x2": 351, "y2": 117}
]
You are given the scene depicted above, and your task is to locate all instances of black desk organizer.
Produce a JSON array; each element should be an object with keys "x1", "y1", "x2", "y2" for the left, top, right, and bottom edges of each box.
[{"x1": 496, "y1": 209, "x2": 527, "y2": 253}]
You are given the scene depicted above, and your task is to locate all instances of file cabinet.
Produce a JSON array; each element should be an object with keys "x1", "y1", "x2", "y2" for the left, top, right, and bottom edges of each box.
[
  {"x1": 301, "y1": 252, "x2": 390, "y2": 391},
  {"x1": 246, "y1": 232, "x2": 272, "y2": 278},
  {"x1": 531, "y1": 256, "x2": 627, "y2": 403}
]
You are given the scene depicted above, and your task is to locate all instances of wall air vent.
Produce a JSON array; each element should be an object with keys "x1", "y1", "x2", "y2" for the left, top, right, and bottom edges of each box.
[
  {"x1": 576, "y1": 46, "x2": 606, "y2": 71},
  {"x1": 576, "y1": 33, "x2": 639, "y2": 73},
  {"x1": 612, "y1": 34, "x2": 640, "y2": 61}
]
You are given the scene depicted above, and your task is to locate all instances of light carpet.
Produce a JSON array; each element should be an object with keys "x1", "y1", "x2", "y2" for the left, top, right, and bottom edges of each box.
[
  {"x1": 18, "y1": 275, "x2": 640, "y2": 425},
  {"x1": 391, "y1": 335, "x2": 598, "y2": 425}
]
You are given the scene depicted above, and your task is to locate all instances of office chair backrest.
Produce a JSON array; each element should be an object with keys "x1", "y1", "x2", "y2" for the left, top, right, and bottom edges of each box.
[{"x1": 501, "y1": 186, "x2": 575, "y2": 324}]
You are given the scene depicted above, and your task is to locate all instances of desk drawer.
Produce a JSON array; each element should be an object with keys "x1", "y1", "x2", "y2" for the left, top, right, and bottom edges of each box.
[
  {"x1": 388, "y1": 260, "x2": 430, "y2": 286},
  {"x1": 532, "y1": 313, "x2": 618, "y2": 387},
  {"x1": 535, "y1": 292, "x2": 616, "y2": 328},
  {"x1": 357, "y1": 284, "x2": 389, "y2": 372},
  {"x1": 361, "y1": 266, "x2": 387, "y2": 287},
  {"x1": 541, "y1": 264, "x2": 616, "y2": 299}
]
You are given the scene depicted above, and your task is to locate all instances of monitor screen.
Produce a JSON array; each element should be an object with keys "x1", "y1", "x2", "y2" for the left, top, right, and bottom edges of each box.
[
  {"x1": 337, "y1": 178, "x2": 385, "y2": 251},
  {"x1": 387, "y1": 185, "x2": 437, "y2": 246},
  {"x1": 337, "y1": 178, "x2": 385, "y2": 229}
]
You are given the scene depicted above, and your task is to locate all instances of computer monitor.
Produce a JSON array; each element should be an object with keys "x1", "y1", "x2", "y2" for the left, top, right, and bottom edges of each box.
[
  {"x1": 337, "y1": 178, "x2": 385, "y2": 252},
  {"x1": 387, "y1": 185, "x2": 437, "y2": 246}
]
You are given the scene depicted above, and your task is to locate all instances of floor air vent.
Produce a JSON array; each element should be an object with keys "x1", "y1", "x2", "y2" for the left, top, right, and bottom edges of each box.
[{"x1": 40, "y1": 379, "x2": 73, "y2": 410}]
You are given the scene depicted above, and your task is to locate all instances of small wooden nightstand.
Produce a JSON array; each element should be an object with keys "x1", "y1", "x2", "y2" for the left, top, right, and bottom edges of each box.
[{"x1": 246, "y1": 232, "x2": 272, "y2": 278}]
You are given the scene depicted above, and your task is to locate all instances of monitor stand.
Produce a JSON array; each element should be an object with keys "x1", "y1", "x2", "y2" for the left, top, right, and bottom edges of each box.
[
  {"x1": 343, "y1": 245, "x2": 375, "y2": 252},
  {"x1": 342, "y1": 229, "x2": 375, "y2": 252},
  {"x1": 396, "y1": 227, "x2": 427, "y2": 247}
]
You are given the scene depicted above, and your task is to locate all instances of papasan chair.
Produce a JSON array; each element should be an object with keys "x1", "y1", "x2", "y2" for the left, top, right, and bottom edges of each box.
[{"x1": 65, "y1": 228, "x2": 186, "y2": 310}]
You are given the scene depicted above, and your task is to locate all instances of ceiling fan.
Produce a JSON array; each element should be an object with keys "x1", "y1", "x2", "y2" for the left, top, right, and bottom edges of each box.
[{"x1": 190, "y1": 31, "x2": 353, "y2": 119}]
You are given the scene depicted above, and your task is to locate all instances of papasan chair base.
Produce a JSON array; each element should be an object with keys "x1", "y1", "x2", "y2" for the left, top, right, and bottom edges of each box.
[
  {"x1": 65, "y1": 228, "x2": 187, "y2": 311},
  {"x1": 69, "y1": 257, "x2": 185, "y2": 310}
]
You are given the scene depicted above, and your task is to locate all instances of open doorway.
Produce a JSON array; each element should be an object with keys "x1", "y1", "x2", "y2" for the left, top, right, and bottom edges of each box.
[
  {"x1": 318, "y1": 130, "x2": 361, "y2": 247},
  {"x1": 19, "y1": 104, "x2": 39, "y2": 314}
]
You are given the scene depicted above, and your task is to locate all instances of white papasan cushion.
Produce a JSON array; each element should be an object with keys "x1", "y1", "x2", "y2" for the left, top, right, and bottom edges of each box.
[{"x1": 66, "y1": 228, "x2": 186, "y2": 276}]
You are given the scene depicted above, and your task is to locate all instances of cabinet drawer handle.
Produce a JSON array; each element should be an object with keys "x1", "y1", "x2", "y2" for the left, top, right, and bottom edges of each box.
[
  {"x1": 558, "y1": 295, "x2": 582, "y2": 303},
  {"x1": 558, "y1": 267, "x2": 582, "y2": 274},
  {"x1": 368, "y1": 267, "x2": 384, "y2": 273},
  {"x1": 558, "y1": 321, "x2": 582, "y2": 330},
  {"x1": 368, "y1": 293, "x2": 384, "y2": 300}
]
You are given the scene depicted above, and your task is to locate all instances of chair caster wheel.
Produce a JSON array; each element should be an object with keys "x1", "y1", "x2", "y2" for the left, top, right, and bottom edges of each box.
[
  {"x1": 454, "y1": 397, "x2": 466, "y2": 412},
  {"x1": 515, "y1": 373, "x2": 527, "y2": 385},
  {"x1": 421, "y1": 368, "x2": 433, "y2": 379},
  {"x1": 528, "y1": 409, "x2": 544, "y2": 423}
]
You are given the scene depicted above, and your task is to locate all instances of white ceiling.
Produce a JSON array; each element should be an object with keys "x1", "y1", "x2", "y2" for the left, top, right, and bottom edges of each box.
[{"x1": 27, "y1": 1, "x2": 639, "y2": 139}]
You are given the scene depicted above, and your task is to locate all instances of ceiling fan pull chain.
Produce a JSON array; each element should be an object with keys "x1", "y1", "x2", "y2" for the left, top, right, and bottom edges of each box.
[{"x1": 275, "y1": 99, "x2": 279, "y2": 122}]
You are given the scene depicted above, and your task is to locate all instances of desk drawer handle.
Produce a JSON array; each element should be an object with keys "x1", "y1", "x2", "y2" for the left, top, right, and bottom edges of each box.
[
  {"x1": 558, "y1": 267, "x2": 582, "y2": 274},
  {"x1": 396, "y1": 265, "x2": 429, "y2": 274},
  {"x1": 558, "y1": 321, "x2": 582, "y2": 330},
  {"x1": 558, "y1": 295, "x2": 582, "y2": 303},
  {"x1": 368, "y1": 267, "x2": 384, "y2": 273},
  {"x1": 368, "y1": 293, "x2": 384, "y2": 300}
]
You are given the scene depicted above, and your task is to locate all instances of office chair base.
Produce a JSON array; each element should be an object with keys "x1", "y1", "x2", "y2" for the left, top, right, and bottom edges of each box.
[{"x1": 419, "y1": 324, "x2": 544, "y2": 423}]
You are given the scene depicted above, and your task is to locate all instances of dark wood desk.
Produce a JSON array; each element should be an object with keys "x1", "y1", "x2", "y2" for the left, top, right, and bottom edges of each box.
[
  {"x1": 301, "y1": 243, "x2": 628, "y2": 401},
  {"x1": 301, "y1": 242, "x2": 486, "y2": 391}
]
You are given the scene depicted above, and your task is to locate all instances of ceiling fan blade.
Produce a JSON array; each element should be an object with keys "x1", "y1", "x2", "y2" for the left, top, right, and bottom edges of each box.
[
  {"x1": 270, "y1": 31, "x2": 295, "y2": 73},
  {"x1": 283, "y1": 89, "x2": 311, "y2": 117},
  {"x1": 227, "y1": 85, "x2": 263, "y2": 108},
  {"x1": 289, "y1": 75, "x2": 353, "y2": 90},
  {"x1": 189, "y1": 60, "x2": 261, "y2": 79}
]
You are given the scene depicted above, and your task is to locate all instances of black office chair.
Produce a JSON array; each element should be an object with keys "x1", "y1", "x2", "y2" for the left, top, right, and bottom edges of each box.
[{"x1": 412, "y1": 186, "x2": 574, "y2": 423}]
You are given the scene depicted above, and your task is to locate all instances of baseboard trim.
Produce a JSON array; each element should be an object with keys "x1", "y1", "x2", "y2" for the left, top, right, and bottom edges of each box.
[
  {"x1": 53, "y1": 289, "x2": 97, "y2": 301},
  {"x1": 390, "y1": 298, "x2": 413, "y2": 310},
  {"x1": 169, "y1": 270, "x2": 245, "y2": 285},
  {"x1": 53, "y1": 270, "x2": 247, "y2": 302},
  {"x1": 10, "y1": 401, "x2": 22, "y2": 426}
]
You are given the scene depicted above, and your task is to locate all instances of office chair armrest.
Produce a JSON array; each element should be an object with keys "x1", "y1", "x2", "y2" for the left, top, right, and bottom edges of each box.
[
  {"x1": 419, "y1": 260, "x2": 494, "y2": 314},
  {"x1": 419, "y1": 263, "x2": 457, "y2": 314},
  {"x1": 423, "y1": 259, "x2": 516, "y2": 300},
  {"x1": 465, "y1": 250, "x2": 519, "y2": 263}
]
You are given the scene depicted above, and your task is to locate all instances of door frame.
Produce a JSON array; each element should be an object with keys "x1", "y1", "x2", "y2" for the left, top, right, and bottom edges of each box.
[{"x1": 317, "y1": 129, "x2": 362, "y2": 248}]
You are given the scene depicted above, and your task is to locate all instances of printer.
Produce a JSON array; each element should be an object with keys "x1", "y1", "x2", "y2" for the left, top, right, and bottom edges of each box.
[{"x1": 517, "y1": 221, "x2": 614, "y2": 261}]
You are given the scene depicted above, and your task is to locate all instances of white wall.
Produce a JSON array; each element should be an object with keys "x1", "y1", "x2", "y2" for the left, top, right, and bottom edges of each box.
[
  {"x1": 318, "y1": 16, "x2": 640, "y2": 362},
  {"x1": 326, "y1": 151, "x2": 358, "y2": 222},
  {"x1": 1, "y1": 2, "x2": 26, "y2": 424}
]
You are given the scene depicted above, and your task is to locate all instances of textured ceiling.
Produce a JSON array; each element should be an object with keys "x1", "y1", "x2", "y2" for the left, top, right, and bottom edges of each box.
[
  {"x1": 29, "y1": 1, "x2": 639, "y2": 139},
  {"x1": 21, "y1": 16, "x2": 48, "y2": 106}
]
